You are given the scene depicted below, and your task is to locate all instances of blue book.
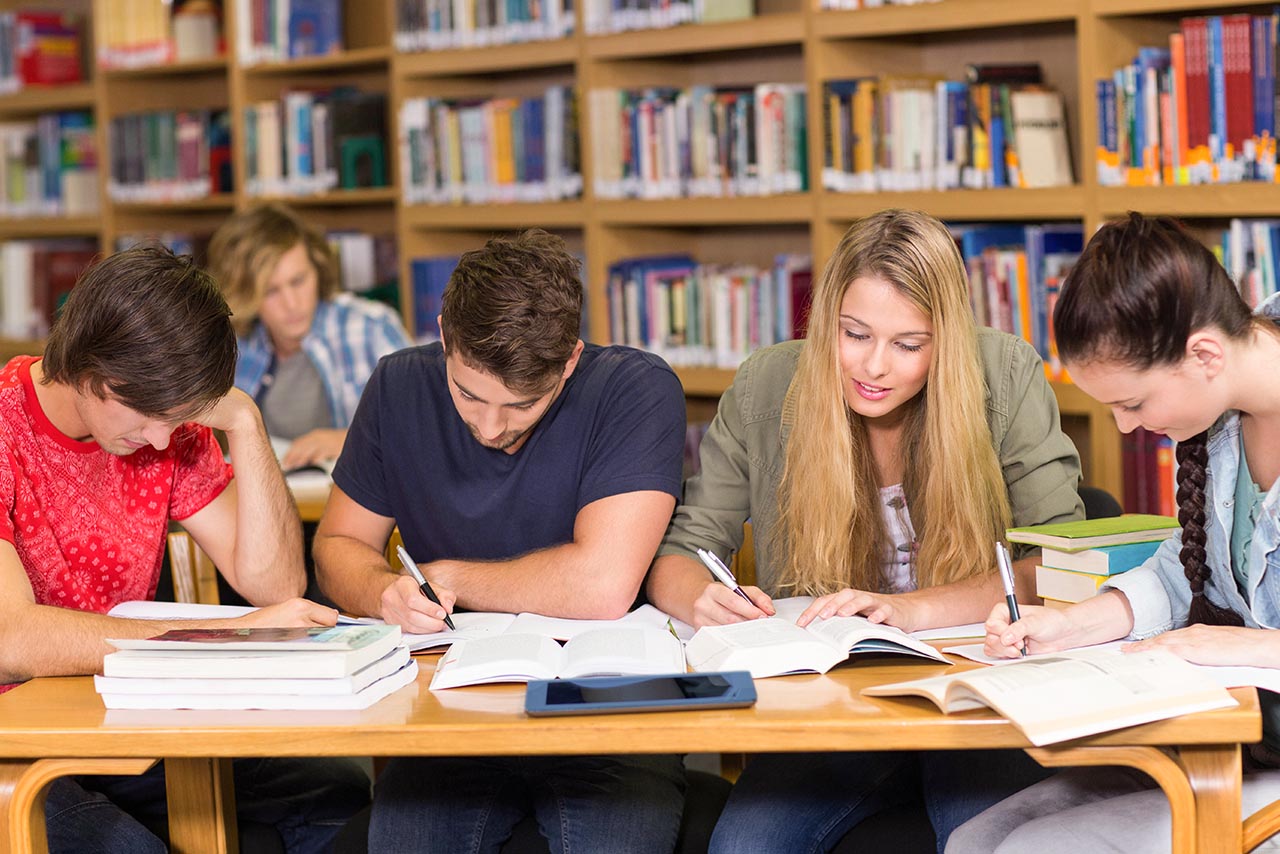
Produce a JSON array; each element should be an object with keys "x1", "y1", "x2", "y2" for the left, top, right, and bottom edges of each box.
[
  {"x1": 1208, "y1": 15, "x2": 1227, "y2": 165},
  {"x1": 289, "y1": 0, "x2": 343, "y2": 58},
  {"x1": 1040, "y1": 540, "x2": 1164, "y2": 576}
]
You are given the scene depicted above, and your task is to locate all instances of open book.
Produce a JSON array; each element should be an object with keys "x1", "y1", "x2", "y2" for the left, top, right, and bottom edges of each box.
[
  {"x1": 862, "y1": 647, "x2": 1237, "y2": 745},
  {"x1": 684, "y1": 599, "x2": 948, "y2": 679},
  {"x1": 429, "y1": 626, "x2": 686, "y2": 690}
]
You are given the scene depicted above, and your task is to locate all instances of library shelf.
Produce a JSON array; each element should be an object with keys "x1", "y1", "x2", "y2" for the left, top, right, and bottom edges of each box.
[
  {"x1": 822, "y1": 187, "x2": 1088, "y2": 223},
  {"x1": 111, "y1": 194, "x2": 237, "y2": 214},
  {"x1": 0, "y1": 83, "x2": 96, "y2": 115},
  {"x1": 586, "y1": 14, "x2": 806, "y2": 59},
  {"x1": 813, "y1": 0, "x2": 1082, "y2": 40},
  {"x1": 242, "y1": 47, "x2": 392, "y2": 76},
  {"x1": 0, "y1": 338, "x2": 45, "y2": 361},
  {"x1": 395, "y1": 39, "x2": 578, "y2": 77},
  {"x1": 402, "y1": 201, "x2": 586, "y2": 229},
  {"x1": 1097, "y1": 185, "x2": 1280, "y2": 219},
  {"x1": 1093, "y1": 0, "x2": 1279, "y2": 15},
  {"x1": 251, "y1": 187, "x2": 398, "y2": 207},
  {"x1": 0, "y1": 217, "x2": 102, "y2": 239},
  {"x1": 595, "y1": 194, "x2": 815, "y2": 226},
  {"x1": 100, "y1": 57, "x2": 229, "y2": 80},
  {"x1": 675, "y1": 366, "x2": 737, "y2": 397}
]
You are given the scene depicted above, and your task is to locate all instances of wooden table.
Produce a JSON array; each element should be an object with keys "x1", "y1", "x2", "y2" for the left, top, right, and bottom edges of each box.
[{"x1": 0, "y1": 656, "x2": 1260, "y2": 854}]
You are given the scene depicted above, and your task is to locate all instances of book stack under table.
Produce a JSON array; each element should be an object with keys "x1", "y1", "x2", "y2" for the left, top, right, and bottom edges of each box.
[
  {"x1": 95, "y1": 625, "x2": 418, "y2": 710},
  {"x1": 1006, "y1": 514, "x2": 1180, "y2": 609}
]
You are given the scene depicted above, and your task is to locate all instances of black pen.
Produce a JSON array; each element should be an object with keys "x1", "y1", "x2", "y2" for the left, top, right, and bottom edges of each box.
[
  {"x1": 995, "y1": 541, "x2": 1025, "y2": 657},
  {"x1": 395, "y1": 544, "x2": 456, "y2": 630}
]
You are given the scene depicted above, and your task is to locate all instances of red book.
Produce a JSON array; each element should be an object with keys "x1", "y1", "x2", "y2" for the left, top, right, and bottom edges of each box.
[
  {"x1": 1155, "y1": 436, "x2": 1176, "y2": 517},
  {"x1": 1182, "y1": 17, "x2": 1211, "y2": 159},
  {"x1": 1222, "y1": 14, "x2": 1255, "y2": 154},
  {"x1": 33, "y1": 245, "x2": 97, "y2": 333},
  {"x1": 789, "y1": 268, "x2": 813, "y2": 339},
  {"x1": 1121, "y1": 428, "x2": 1141, "y2": 513},
  {"x1": 15, "y1": 11, "x2": 82, "y2": 86}
]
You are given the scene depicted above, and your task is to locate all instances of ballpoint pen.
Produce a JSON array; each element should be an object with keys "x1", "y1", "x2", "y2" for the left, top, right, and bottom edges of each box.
[
  {"x1": 395, "y1": 544, "x2": 456, "y2": 630},
  {"x1": 995, "y1": 541, "x2": 1026, "y2": 657},
  {"x1": 696, "y1": 547, "x2": 756, "y2": 608}
]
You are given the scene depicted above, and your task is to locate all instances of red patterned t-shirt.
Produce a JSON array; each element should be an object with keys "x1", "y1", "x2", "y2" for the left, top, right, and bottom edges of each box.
[{"x1": 0, "y1": 356, "x2": 232, "y2": 614}]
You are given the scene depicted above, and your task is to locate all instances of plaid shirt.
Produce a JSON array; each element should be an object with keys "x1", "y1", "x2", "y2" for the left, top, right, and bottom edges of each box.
[{"x1": 235, "y1": 293, "x2": 411, "y2": 429}]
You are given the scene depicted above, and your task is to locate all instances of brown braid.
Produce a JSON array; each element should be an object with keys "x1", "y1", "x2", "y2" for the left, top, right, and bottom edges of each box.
[{"x1": 1176, "y1": 431, "x2": 1245, "y2": 626}]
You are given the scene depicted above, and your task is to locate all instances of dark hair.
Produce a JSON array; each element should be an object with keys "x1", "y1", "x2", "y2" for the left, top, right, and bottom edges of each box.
[
  {"x1": 440, "y1": 229, "x2": 582, "y2": 394},
  {"x1": 41, "y1": 245, "x2": 237, "y2": 420},
  {"x1": 1054, "y1": 212, "x2": 1250, "y2": 627}
]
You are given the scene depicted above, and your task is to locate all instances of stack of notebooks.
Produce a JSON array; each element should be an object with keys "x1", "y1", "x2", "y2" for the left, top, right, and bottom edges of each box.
[
  {"x1": 95, "y1": 625, "x2": 418, "y2": 710},
  {"x1": 1007, "y1": 514, "x2": 1180, "y2": 608}
]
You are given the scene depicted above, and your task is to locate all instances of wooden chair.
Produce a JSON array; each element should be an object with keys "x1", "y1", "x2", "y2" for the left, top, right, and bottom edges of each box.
[{"x1": 167, "y1": 530, "x2": 220, "y2": 605}]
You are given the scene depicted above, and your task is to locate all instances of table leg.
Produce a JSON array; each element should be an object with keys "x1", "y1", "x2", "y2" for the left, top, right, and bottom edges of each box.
[
  {"x1": 1174, "y1": 745, "x2": 1242, "y2": 854},
  {"x1": 164, "y1": 757, "x2": 239, "y2": 854},
  {"x1": 0, "y1": 758, "x2": 157, "y2": 854}
]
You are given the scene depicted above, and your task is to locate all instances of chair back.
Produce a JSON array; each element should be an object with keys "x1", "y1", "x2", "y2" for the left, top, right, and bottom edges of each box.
[
  {"x1": 385, "y1": 527, "x2": 404, "y2": 566},
  {"x1": 731, "y1": 522, "x2": 756, "y2": 588},
  {"x1": 167, "y1": 531, "x2": 220, "y2": 605}
]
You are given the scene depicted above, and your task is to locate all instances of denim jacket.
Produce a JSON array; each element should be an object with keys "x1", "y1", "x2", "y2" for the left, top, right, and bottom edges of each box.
[
  {"x1": 235, "y1": 293, "x2": 411, "y2": 430},
  {"x1": 658, "y1": 329, "x2": 1085, "y2": 593}
]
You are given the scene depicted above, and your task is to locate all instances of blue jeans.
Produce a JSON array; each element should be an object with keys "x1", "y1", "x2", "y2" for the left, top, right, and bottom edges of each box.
[
  {"x1": 708, "y1": 749, "x2": 1053, "y2": 854},
  {"x1": 369, "y1": 754, "x2": 687, "y2": 854},
  {"x1": 45, "y1": 757, "x2": 371, "y2": 854}
]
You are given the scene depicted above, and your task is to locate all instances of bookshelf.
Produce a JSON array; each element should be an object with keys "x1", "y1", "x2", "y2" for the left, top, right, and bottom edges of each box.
[{"x1": 15, "y1": 0, "x2": 1280, "y2": 503}]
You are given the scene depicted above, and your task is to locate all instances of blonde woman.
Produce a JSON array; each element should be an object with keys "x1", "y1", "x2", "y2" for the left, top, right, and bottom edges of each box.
[
  {"x1": 647, "y1": 208, "x2": 1084, "y2": 852},
  {"x1": 209, "y1": 204, "x2": 410, "y2": 471}
]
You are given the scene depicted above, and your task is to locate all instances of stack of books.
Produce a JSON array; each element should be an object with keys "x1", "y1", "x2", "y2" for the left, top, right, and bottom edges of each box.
[
  {"x1": 95, "y1": 624, "x2": 417, "y2": 710},
  {"x1": 1007, "y1": 514, "x2": 1180, "y2": 609}
]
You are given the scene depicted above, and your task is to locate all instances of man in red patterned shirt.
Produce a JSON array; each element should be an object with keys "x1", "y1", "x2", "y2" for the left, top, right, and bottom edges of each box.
[{"x1": 0, "y1": 246, "x2": 370, "y2": 854}]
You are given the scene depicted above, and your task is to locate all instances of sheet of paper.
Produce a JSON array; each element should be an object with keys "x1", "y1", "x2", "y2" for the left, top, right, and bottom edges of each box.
[{"x1": 912, "y1": 623, "x2": 986, "y2": 642}]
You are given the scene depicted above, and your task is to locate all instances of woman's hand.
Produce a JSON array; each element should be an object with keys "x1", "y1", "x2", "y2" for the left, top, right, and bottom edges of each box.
[
  {"x1": 796, "y1": 588, "x2": 926, "y2": 632},
  {"x1": 1125, "y1": 624, "x2": 1280, "y2": 668},
  {"x1": 281, "y1": 428, "x2": 346, "y2": 470},
  {"x1": 690, "y1": 582, "x2": 774, "y2": 628}
]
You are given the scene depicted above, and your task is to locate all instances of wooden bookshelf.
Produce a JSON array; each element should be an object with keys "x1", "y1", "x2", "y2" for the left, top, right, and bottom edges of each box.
[{"x1": 20, "y1": 0, "x2": 1280, "y2": 504}]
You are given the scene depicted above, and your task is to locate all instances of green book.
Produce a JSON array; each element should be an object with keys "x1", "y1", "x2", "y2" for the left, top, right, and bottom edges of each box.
[{"x1": 1007, "y1": 514, "x2": 1178, "y2": 552}]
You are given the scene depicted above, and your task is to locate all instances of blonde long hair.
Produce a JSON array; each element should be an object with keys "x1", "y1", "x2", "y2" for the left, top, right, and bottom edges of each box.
[{"x1": 775, "y1": 209, "x2": 1010, "y2": 595}]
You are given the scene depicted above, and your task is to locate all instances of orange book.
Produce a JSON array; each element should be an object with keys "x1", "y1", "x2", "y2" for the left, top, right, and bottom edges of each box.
[{"x1": 1170, "y1": 32, "x2": 1190, "y2": 183}]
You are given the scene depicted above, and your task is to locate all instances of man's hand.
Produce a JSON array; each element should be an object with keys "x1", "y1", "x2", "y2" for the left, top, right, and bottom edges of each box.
[
  {"x1": 235, "y1": 598, "x2": 340, "y2": 628},
  {"x1": 281, "y1": 428, "x2": 346, "y2": 471},
  {"x1": 191, "y1": 387, "x2": 260, "y2": 435},
  {"x1": 380, "y1": 575, "x2": 458, "y2": 635}
]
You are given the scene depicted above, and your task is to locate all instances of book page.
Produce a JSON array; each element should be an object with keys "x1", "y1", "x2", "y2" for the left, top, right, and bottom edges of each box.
[
  {"x1": 805, "y1": 615, "x2": 948, "y2": 663},
  {"x1": 428, "y1": 633, "x2": 564, "y2": 689},
  {"x1": 560, "y1": 627, "x2": 686, "y2": 679},
  {"x1": 402, "y1": 612, "x2": 518, "y2": 651},
  {"x1": 107, "y1": 600, "x2": 256, "y2": 620},
  {"x1": 685, "y1": 618, "x2": 846, "y2": 678},
  {"x1": 951, "y1": 648, "x2": 1235, "y2": 745},
  {"x1": 508, "y1": 604, "x2": 674, "y2": 640}
]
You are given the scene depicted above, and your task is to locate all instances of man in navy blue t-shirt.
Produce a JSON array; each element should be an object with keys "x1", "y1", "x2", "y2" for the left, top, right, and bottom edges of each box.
[{"x1": 315, "y1": 230, "x2": 688, "y2": 854}]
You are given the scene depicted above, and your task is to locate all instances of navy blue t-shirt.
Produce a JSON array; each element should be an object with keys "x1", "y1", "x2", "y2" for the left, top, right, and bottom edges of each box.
[{"x1": 332, "y1": 343, "x2": 686, "y2": 563}]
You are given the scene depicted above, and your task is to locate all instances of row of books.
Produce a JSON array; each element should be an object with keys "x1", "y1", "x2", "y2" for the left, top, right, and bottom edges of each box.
[
  {"x1": 605, "y1": 253, "x2": 813, "y2": 369},
  {"x1": 0, "y1": 10, "x2": 83, "y2": 94},
  {"x1": 99, "y1": 0, "x2": 221, "y2": 68},
  {"x1": 589, "y1": 84, "x2": 808, "y2": 201},
  {"x1": 822, "y1": 65, "x2": 1074, "y2": 194},
  {"x1": 106, "y1": 110, "x2": 233, "y2": 203},
  {"x1": 584, "y1": 0, "x2": 751, "y2": 35},
  {"x1": 1011, "y1": 514, "x2": 1178, "y2": 608},
  {"x1": 818, "y1": 0, "x2": 941, "y2": 10},
  {"x1": 245, "y1": 90, "x2": 389, "y2": 197},
  {"x1": 0, "y1": 112, "x2": 98, "y2": 218},
  {"x1": 1121, "y1": 427, "x2": 1177, "y2": 520},
  {"x1": 1214, "y1": 218, "x2": 1280, "y2": 309},
  {"x1": 0, "y1": 239, "x2": 97, "y2": 340},
  {"x1": 1096, "y1": 13, "x2": 1280, "y2": 187},
  {"x1": 953, "y1": 223, "x2": 1083, "y2": 379},
  {"x1": 395, "y1": 0, "x2": 574, "y2": 50},
  {"x1": 399, "y1": 88, "x2": 582, "y2": 206},
  {"x1": 236, "y1": 0, "x2": 343, "y2": 65}
]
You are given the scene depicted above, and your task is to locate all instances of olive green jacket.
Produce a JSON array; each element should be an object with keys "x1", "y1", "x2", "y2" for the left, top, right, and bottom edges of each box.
[{"x1": 657, "y1": 330, "x2": 1085, "y2": 593}]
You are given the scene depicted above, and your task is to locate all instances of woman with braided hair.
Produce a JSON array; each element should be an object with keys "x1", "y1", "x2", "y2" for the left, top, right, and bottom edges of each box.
[{"x1": 946, "y1": 211, "x2": 1280, "y2": 854}]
